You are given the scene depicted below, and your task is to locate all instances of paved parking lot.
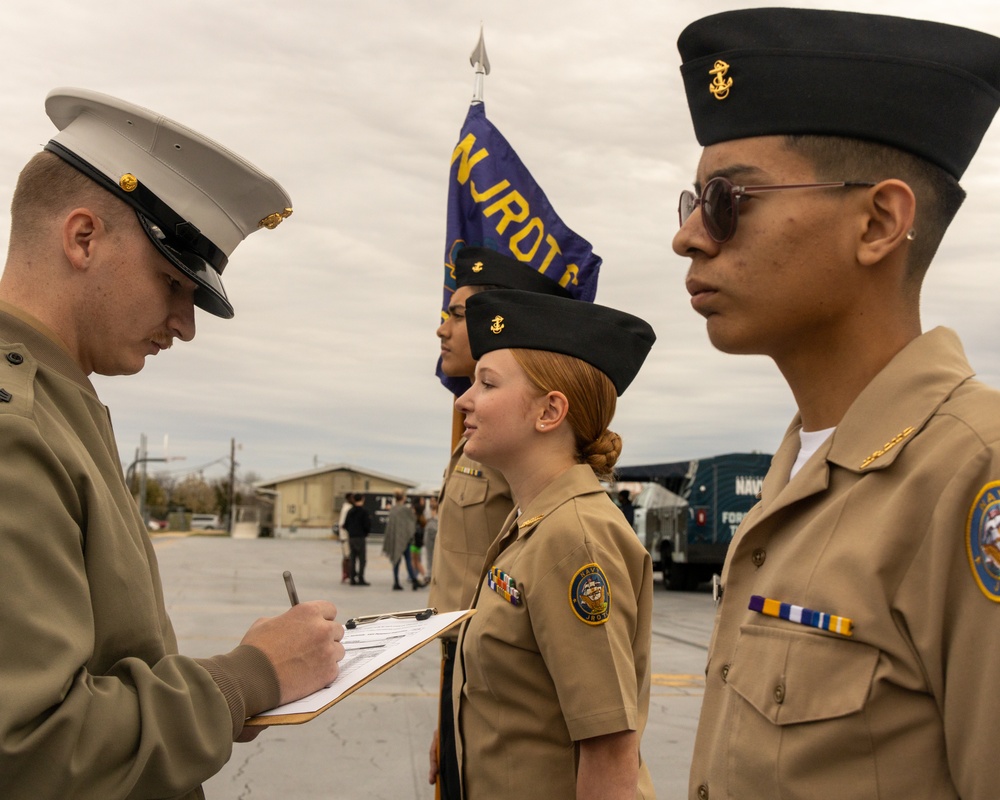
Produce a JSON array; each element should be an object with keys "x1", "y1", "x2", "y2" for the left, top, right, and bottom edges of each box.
[{"x1": 153, "y1": 534, "x2": 712, "y2": 799}]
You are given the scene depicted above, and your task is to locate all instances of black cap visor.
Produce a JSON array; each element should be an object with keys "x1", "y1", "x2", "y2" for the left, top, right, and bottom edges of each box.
[{"x1": 136, "y1": 213, "x2": 234, "y2": 318}]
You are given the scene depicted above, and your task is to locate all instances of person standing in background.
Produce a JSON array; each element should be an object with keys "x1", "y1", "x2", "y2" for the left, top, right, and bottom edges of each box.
[
  {"x1": 410, "y1": 498, "x2": 430, "y2": 587},
  {"x1": 337, "y1": 492, "x2": 354, "y2": 584},
  {"x1": 383, "y1": 490, "x2": 419, "y2": 591},
  {"x1": 424, "y1": 496, "x2": 439, "y2": 575},
  {"x1": 618, "y1": 489, "x2": 635, "y2": 530},
  {"x1": 343, "y1": 494, "x2": 371, "y2": 586}
]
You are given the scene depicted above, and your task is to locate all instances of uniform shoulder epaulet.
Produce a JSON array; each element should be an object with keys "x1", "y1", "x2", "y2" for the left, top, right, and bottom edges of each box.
[{"x1": 0, "y1": 347, "x2": 37, "y2": 418}]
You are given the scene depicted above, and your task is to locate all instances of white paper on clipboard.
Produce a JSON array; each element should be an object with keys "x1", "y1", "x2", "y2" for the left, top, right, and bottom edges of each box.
[{"x1": 245, "y1": 607, "x2": 472, "y2": 726}]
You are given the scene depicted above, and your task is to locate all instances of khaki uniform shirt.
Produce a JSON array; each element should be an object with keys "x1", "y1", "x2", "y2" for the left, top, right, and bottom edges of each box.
[
  {"x1": 691, "y1": 327, "x2": 1000, "y2": 800},
  {"x1": 455, "y1": 465, "x2": 655, "y2": 799},
  {"x1": 0, "y1": 308, "x2": 277, "y2": 800},
  {"x1": 428, "y1": 439, "x2": 513, "y2": 639}
]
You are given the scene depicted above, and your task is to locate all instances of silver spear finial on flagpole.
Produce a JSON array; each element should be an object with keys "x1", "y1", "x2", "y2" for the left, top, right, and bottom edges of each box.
[{"x1": 470, "y1": 23, "x2": 490, "y2": 105}]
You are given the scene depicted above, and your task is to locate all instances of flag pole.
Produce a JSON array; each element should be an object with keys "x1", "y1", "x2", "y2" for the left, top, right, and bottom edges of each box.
[
  {"x1": 470, "y1": 23, "x2": 490, "y2": 105},
  {"x1": 451, "y1": 26, "x2": 491, "y2": 452}
]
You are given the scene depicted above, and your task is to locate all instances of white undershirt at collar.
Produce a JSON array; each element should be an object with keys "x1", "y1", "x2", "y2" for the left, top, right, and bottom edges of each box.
[{"x1": 790, "y1": 426, "x2": 835, "y2": 480}]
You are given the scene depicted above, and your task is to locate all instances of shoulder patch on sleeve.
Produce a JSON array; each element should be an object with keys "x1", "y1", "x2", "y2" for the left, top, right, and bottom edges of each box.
[
  {"x1": 967, "y1": 481, "x2": 1000, "y2": 602},
  {"x1": 569, "y1": 563, "x2": 611, "y2": 625}
]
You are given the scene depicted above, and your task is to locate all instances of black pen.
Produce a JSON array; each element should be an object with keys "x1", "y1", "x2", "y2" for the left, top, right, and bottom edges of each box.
[{"x1": 283, "y1": 570, "x2": 299, "y2": 606}]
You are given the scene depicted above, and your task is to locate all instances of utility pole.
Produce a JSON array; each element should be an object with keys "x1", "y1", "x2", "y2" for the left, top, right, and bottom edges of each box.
[
  {"x1": 139, "y1": 433, "x2": 148, "y2": 525},
  {"x1": 126, "y1": 433, "x2": 182, "y2": 527},
  {"x1": 228, "y1": 437, "x2": 237, "y2": 535}
]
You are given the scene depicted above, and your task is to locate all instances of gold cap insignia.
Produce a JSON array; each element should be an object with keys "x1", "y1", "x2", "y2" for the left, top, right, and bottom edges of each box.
[
  {"x1": 119, "y1": 173, "x2": 138, "y2": 192},
  {"x1": 472, "y1": 261, "x2": 484, "y2": 273},
  {"x1": 709, "y1": 60, "x2": 733, "y2": 100},
  {"x1": 258, "y1": 208, "x2": 294, "y2": 230},
  {"x1": 490, "y1": 315, "x2": 505, "y2": 335}
]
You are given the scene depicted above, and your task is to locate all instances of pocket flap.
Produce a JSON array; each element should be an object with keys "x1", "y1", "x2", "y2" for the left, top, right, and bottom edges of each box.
[
  {"x1": 451, "y1": 474, "x2": 489, "y2": 508},
  {"x1": 728, "y1": 625, "x2": 878, "y2": 725}
]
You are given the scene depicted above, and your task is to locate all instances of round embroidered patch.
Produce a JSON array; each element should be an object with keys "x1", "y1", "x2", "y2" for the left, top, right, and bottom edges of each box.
[
  {"x1": 966, "y1": 480, "x2": 1000, "y2": 602},
  {"x1": 569, "y1": 563, "x2": 611, "y2": 625}
]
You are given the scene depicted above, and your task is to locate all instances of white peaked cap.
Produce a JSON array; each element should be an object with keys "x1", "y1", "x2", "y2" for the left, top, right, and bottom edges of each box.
[{"x1": 44, "y1": 87, "x2": 293, "y2": 318}]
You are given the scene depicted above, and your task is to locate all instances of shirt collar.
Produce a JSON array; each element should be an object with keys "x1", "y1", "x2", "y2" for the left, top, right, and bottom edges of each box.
[
  {"x1": 827, "y1": 327, "x2": 972, "y2": 473},
  {"x1": 513, "y1": 464, "x2": 606, "y2": 539},
  {"x1": 0, "y1": 300, "x2": 94, "y2": 393}
]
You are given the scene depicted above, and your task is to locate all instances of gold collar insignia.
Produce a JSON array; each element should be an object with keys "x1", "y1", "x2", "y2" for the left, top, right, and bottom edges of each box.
[{"x1": 860, "y1": 426, "x2": 915, "y2": 469}]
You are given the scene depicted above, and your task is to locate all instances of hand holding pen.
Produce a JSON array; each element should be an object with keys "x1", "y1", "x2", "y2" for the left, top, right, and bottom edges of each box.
[
  {"x1": 238, "y1": 571, "x2": 345, "y2": 706},
  {"x1": 283, "y1": 570, "x2": 299, "y2": 606}
]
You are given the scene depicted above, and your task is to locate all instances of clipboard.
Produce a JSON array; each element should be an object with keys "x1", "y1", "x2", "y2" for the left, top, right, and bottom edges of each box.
[{"x1": 245, "y1": 607, "x2": 474, "y2": 726}]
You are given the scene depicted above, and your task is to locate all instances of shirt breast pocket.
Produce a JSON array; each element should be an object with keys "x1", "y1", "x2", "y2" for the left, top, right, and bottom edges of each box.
[
  {"x1": 725, "y1": 624, "x2": 881, "y2": 797},
  {"x1": 729, "y1": 624, "x2": 878, "y2": 724},
  {"x1": 452, "y1": 474, "x2": 488, "y2": 508}
]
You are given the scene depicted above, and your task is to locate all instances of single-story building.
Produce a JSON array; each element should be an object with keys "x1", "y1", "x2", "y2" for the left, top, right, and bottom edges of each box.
[{"x1": 254, "y1": 464, "x2": 418, "y2": 538}]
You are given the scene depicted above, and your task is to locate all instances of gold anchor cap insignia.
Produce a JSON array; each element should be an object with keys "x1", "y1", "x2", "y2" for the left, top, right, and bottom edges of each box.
[
  {"x1": 119, "y1": 173, "x2": 138, "y2": 192},
  {"x1": 472, "y1": 261, "x2": 484, "y2": 273},
  {"x1": 258, "y1": 208, "x2": 294, "y2": 230},
  {"x1": 490, "y1": 315, "x2": 505, "y2": 334},
  {"x1": 709, "y1": 60, "x2": 733, "y2": 100}
]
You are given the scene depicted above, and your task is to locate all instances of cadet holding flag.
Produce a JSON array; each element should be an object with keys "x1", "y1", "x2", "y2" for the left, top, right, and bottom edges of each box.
[
  {"x1": 429, "y1": 30, "x2": 604, "y2": 798},
  {"x1": 672, "y1": 8, "x2": 1000, "y2": 799}
]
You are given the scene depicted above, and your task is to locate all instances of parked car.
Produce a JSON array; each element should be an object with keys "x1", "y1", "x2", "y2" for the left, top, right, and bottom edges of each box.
[{"x1": 190, "y1": 513, "x2": 221, "y2": 530}]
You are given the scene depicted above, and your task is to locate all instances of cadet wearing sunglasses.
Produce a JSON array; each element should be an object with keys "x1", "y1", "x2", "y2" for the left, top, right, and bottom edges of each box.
[{"x1": 673, "y1": 8, "x2": 1000, "y2": 800}]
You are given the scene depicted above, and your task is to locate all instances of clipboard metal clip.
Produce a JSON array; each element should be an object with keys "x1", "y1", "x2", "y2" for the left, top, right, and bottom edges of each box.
[{"x1": 345, "y1": 607, "x2": 438, "y2": 629}]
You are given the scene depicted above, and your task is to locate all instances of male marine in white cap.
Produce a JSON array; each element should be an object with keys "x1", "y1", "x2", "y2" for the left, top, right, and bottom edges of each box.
[{"x1": 0, "y1": 89, "x2": 344, "y2": 799}]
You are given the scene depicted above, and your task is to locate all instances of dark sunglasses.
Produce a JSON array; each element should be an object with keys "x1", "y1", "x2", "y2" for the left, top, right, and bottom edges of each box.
[{"x1": 678, "y1": 176, "x2": 877, "y2": 244}]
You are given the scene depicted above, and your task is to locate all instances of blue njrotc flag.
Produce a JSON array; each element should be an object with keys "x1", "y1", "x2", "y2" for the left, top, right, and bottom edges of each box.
[{"x1": 438, "y1": 102, "x2": 602, "y2": 395}]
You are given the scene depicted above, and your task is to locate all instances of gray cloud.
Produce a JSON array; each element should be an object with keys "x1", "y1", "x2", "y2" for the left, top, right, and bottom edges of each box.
[{"x1": 2, "y1": 0, "x2": 999, "y2": 488}]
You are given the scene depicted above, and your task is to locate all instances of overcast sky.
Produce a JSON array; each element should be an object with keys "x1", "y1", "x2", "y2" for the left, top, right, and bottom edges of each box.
[{"x1": 2, "y1": 0, "x2": 1000, "y2": 490}]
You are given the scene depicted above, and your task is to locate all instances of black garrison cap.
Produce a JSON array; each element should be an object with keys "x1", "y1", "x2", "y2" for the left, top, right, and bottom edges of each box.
[
  {"x1": 465, "y1": 290, "x2": 656, "y2": 396},
  {"x1": 454, "y1": 246, "x2": 572, "y2": 297},
  {"x1": 677, "y1": 8, "x2": 1000, "y2": 179}
]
